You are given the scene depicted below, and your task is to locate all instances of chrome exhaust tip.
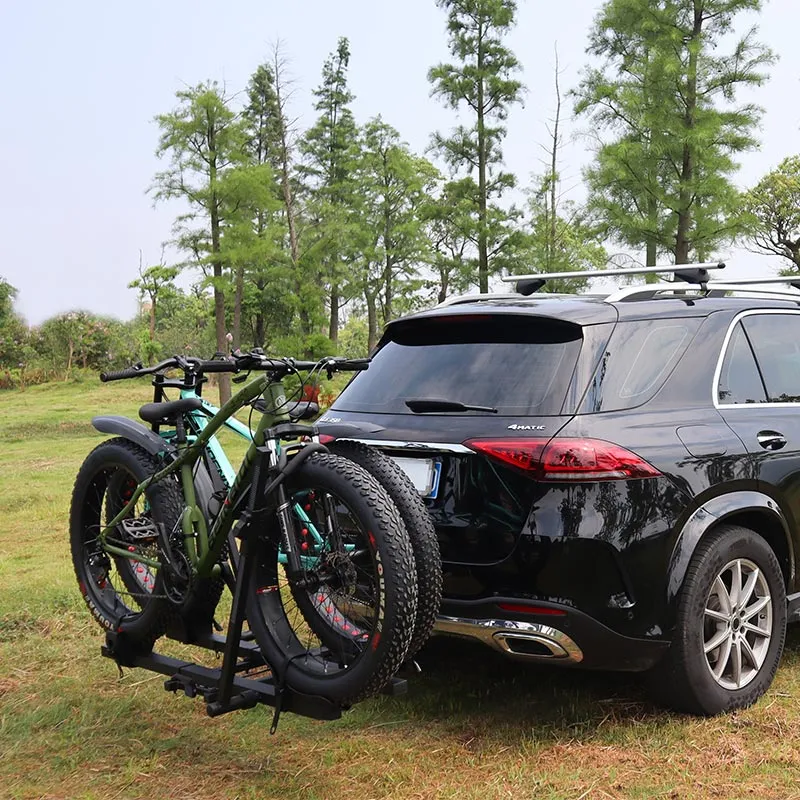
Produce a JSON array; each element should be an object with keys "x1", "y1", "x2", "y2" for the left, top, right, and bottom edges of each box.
[{"x1": 434, "y1": 615, "x2": 584, "y2": 664}]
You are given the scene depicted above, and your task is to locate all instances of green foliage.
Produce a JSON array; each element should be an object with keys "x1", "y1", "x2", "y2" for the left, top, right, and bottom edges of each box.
[
  {"x1": 575, "y1": 0, "x2": 775, "y2": 264},
  {"x1": 300, "y1": 38, "x2": 362, "y2": 342},
  {"x1": 0, "y1": 277, "x2": 28, "y2": 369},
  {"x1": 743, "y1": 156, "x2": 800, "y2": 271},
  {"x1": 524, "y1": 182, "x2": 607, "y2": 293},
  {"x1": 429, "y1": 0, "x2": 524, "y2": 291},
  {"x1": 355, "y1": 118, "x2": 439, "y2": 348},
  {"x1": 338, "y1": 316, "x2": 369, "y2": 358}
]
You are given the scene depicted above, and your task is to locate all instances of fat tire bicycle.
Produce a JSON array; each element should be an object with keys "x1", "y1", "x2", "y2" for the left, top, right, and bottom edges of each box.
[
  {"x1": 70, "y1": 351, "x2": 420, "y2": 705},
  {"x1": 167, "y1": 367, "x2": 442, "y2": 661}
]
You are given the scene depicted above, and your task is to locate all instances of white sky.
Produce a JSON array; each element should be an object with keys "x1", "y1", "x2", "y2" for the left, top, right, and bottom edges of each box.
[{"x1": 2, "y1": 0, "x2": 798, "y2": 324}]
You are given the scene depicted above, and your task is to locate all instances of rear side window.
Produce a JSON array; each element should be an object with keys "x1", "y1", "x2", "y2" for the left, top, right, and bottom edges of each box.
[
  {"x1": 741, "y1": 314, "x2": 800, "y2": 403},
  {"x1": 334, "y1": 315, "x2": 583, "y2": 415},
  {"x1": 717, "y1": 323, "x2": 767, "y2": 405},
  {"x1": 580, "y1": 318, "x2": 700, "y2": 413}
]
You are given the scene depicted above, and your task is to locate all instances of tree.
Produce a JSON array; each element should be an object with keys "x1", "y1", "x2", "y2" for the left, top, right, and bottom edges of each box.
[
  {"x1": 743, "y1": 156, "x2": 800, "y2": 272},
  {"x1": 300, "y1": 37, "x2": 361, "y2": 344},
  {"x1": 0, "y1": 277, "x2": 27, "y2": 369},
  {"x1": 525, "y1": 50, "x2": 606, "y2": 292},
  {"x1": 152, "y1": 83, "x2": 247, "y2": 402},
  {"x1": 356, "y1": 118, "x2": 438, "y2": 349},
  {"x1": 429, "y1": 0, "x2": 524, "y2": 292},
  {"x1": 128, "y1": 251, "x2": 179, "y2": 358},
  {"x1": 574, "y1": 0, "x2": 774, "y2": 265}
]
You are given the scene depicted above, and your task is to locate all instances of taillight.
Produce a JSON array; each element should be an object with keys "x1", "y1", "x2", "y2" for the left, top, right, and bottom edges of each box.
[
  {"x1": 464, "y1": 438, "x2": 661, "y2": 481},
  {"x1": 318, "y1": 433, "x2": 336, "y2": 444}
]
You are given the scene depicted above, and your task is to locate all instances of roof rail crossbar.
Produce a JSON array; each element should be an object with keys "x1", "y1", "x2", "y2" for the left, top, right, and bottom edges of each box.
[
  {"x1": 710, "y1": 276, "x2": 800, "y2": 291},
  {"x1": 502, "y1": 262, "x2": 726, "y2": 293},
  {"x1": 606, "y1": 281, "x2": 800, "y2": 303}
]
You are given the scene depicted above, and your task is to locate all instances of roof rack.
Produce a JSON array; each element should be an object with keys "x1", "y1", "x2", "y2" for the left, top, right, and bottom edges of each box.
[
  {"x1": 501, "y1": 262, "x2": 726, "y2": 295},
  {"x1": 606, "y1": 281, "x2": 800, "y2": 303}
]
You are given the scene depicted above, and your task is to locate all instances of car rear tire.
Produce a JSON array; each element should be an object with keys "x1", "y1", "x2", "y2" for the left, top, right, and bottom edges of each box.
[{"x1": 650, "y1": 524, "x2": 786, "y2": 715}]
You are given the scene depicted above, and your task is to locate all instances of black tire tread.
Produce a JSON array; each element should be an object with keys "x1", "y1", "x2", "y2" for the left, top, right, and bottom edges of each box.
[
  {"x1": 70, "y1": 437, "x2": 184, "y2": 652},
  {"x1": 329, "y1": 440, "x2": 442, "y2": 657},
  {"x1": 247, "y1": 451, "x2": 418, "y2": 705}
]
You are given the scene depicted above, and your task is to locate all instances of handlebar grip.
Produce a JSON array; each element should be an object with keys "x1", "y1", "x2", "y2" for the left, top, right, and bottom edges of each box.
[
  {"x1": 196, "y1": 360, "x2": 239, "y2": 373},
  {"x1": 345, "y1": 359, "x2": 370, "y2": 371},
  {"x1": 100, "y1": 366, "x2": 142, "y2": 382}
]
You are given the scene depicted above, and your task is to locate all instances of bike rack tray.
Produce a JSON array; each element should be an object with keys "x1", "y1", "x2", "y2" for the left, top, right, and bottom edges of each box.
[
  {"x1": 101, "y1": 630, "x2": 408, "y2": 725},
  {"x1": 101, "y1": 630, "x2": 343, "y2": 722}
]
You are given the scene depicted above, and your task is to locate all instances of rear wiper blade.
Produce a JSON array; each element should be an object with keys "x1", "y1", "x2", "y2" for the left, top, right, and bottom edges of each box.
[{"x1": 405, "y1": 398, "x2": 498, "y2": 414}]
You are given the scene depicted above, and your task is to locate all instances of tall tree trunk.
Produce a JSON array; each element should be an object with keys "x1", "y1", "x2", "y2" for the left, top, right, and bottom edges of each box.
[
  {"x1": 329, "y1": 283, "x2": 339, "y2": 344},
  {"x1": 65, "y1": 339, "x2": 73, "y2": 380},
  {"x1": 273, "y1": 47, "x2": 308, "y2": 336},
  {"x1": 675, "y1": 5, "x2": 702, "y2": 266},
  {"x1": 210, "y1": 196, "x2": 231, "y2": 403},
  {"x1": 646, "y1": 195, "x2": 658, "y2": 267},
  {"x1": 549, "y1": 49, "x2": 561, "y2": 268},
  {"x1": 438, "y1": 269, "x2": 449, "y2": 304},
  {"x1": 477, "y1": 23, "x2": 489, "y2": 293},
  {"x1": 149, "y1": 297, "x2": 156, "y2": 341},
  {"x1": 232, "y1": 264, "x2": 244, "y2": 351},
  {"x1": 366, "y1": 289, "x2": 378, "y2": 352}
]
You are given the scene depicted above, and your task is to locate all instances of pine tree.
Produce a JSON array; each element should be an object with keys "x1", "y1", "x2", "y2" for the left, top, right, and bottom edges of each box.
[
  {"x1": 300, "y1": 37, "x2": 360, "y2": 344},
  {"x1": 152, "y1": 83, "x2": 246, "y2": 402},
  {"x1": 429, "y1": 0, "x2": 524, "y2": 292},
  {"x1": 575, "y1": 0, "x2": 774, "y2": 265}
]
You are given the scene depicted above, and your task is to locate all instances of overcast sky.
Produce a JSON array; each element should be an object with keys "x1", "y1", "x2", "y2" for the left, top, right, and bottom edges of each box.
[{"x1": 2, "y1": 0, "x2": 799, "y2": 325}]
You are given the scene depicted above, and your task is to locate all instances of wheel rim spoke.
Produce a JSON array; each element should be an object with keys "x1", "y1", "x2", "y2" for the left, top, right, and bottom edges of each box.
[
  {"x1": 712, "y1": 575, "x2": 733, "y2": 615},
  {"x1": 730, "y1": 560, "x2": 743, "y2": 607},
  {"x1": 740, "y1": 635, "x2": 759, "y2": 670},
  {"x1": 730, "y1": 638, "x2": 743, "y2": 688},
  {"x1": 704, "y1": 607, "x2": 729, "y2": 624},
  {"x1": 713, "y1": 633, "x2": 733, "y2": 680},
  {"x1": 740, "y1": 567, "x2": 761, "y2": 609},
  {"x1": 705, "y1": 626, "x2": 731, "y2": 654}
]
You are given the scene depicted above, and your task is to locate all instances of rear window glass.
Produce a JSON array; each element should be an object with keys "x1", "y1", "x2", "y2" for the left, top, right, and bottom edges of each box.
[
  {"x1": 334, "y1": 315, "x2": 583, "y2": 415},
  {"x1": 580, "y1": 318, "x2": 700, "y2": 413}
]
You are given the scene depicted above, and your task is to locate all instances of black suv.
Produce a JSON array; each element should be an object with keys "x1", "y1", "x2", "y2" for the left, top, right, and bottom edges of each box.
[{"x1": 318, "y1": 270, "x2": 800, "y2": 715}]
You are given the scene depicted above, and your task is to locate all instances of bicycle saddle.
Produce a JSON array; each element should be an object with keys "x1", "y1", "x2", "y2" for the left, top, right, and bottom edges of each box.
[{"x1": 139, "y1": 397, "x2": 204, "y2": 424}]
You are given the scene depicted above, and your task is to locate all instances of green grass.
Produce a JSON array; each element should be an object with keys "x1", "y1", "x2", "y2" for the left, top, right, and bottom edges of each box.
[{"x1": 4, "y1": 379, "x2": 800, "y2": 798}]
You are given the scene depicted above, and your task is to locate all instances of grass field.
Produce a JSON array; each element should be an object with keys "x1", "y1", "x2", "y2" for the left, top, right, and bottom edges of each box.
[{"x1": 5, "y1": 379, "x2": 800, "y2": 799}]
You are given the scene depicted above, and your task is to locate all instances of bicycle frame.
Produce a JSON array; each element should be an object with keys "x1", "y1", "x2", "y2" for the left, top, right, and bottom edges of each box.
[
  {"x1": 178, "y1": 387, "x2": 329, "y2": 564},
  {"x1": 100, "y1": 375, "x2": 291, "y2": 579}
]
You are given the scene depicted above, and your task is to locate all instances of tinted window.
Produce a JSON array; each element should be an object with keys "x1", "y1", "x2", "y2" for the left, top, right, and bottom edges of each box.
[
  {"x1": 581, "y1": 318, "x2": 700, "y2": 413},
  {"x1": 742, "y1": 314, "x2": 800, "y2": 403},
  {"x1": 334, "y1": 315, "x2": 582, "y2": 415},
  {"x1": 717, "y1": 323, "x2": 767, "y2": 404}
]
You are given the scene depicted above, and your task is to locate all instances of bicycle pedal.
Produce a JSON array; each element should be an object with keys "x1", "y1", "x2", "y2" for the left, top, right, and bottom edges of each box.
[{"x1": 119, "y1": 517, "x2": 159, "y2": 542}]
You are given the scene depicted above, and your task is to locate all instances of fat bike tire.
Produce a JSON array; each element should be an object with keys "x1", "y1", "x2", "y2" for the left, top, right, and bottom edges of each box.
[
  {"x1": 70, "y1": 438, "x2": 182, "y2": 652},
  {"x1": 328, "y1": 439, "x2": 442, "y2": 658},
  {"x1": 245, "y1": 452, "x2": 418, "y2": 705}
]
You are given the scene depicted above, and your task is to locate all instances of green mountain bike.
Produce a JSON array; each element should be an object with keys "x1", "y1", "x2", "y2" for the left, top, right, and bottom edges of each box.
[{"x1": 70, "y1": 351, "x2": 419, "y2": 705}]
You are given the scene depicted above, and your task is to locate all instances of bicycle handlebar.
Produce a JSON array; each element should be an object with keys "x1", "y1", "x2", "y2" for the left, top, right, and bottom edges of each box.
[{"x1": 100, "y1": 353, "x2": 370, "y2": 382}]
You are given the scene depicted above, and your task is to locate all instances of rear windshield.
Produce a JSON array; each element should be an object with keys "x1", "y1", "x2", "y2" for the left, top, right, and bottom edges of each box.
[{"x1": 334, "y1": 315, "x2": 582, "y2": 415}]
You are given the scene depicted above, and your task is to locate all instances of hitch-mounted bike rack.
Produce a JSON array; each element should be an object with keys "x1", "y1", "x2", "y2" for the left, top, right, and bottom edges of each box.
[{"x1": 100, "y1": 439, "x2": 408, "y2": 730}]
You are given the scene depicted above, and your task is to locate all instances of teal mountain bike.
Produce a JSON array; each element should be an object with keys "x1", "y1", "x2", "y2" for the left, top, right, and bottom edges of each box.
[{"x1": 70, "y1": 351, "x2": 420, "y2": 706}]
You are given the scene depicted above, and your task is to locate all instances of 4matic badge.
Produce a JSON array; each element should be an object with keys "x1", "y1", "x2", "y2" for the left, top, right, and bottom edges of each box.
[{"x1": 507, "y1": 423, "x2": 546, "y2": 431}]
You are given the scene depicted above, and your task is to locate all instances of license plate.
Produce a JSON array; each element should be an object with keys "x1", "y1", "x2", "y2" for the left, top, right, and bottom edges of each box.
[{"x1": 389, "y1": 456, "x2": 441, "y2": 499}]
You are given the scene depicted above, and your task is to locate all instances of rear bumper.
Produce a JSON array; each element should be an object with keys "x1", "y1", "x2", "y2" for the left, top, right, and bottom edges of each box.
[{"x1": 434, "y1": 598, "x2": 669, "y2": 672}]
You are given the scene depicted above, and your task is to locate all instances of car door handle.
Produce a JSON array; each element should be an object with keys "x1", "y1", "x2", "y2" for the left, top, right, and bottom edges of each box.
[{"x1": 757, "y1": 431, "x2": 788, "y2": 451}]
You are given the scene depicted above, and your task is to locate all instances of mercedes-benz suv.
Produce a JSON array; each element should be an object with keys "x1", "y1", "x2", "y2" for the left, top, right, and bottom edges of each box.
[{"x1": 318, "y1": 269, "x2": 800, "y2": 715}]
